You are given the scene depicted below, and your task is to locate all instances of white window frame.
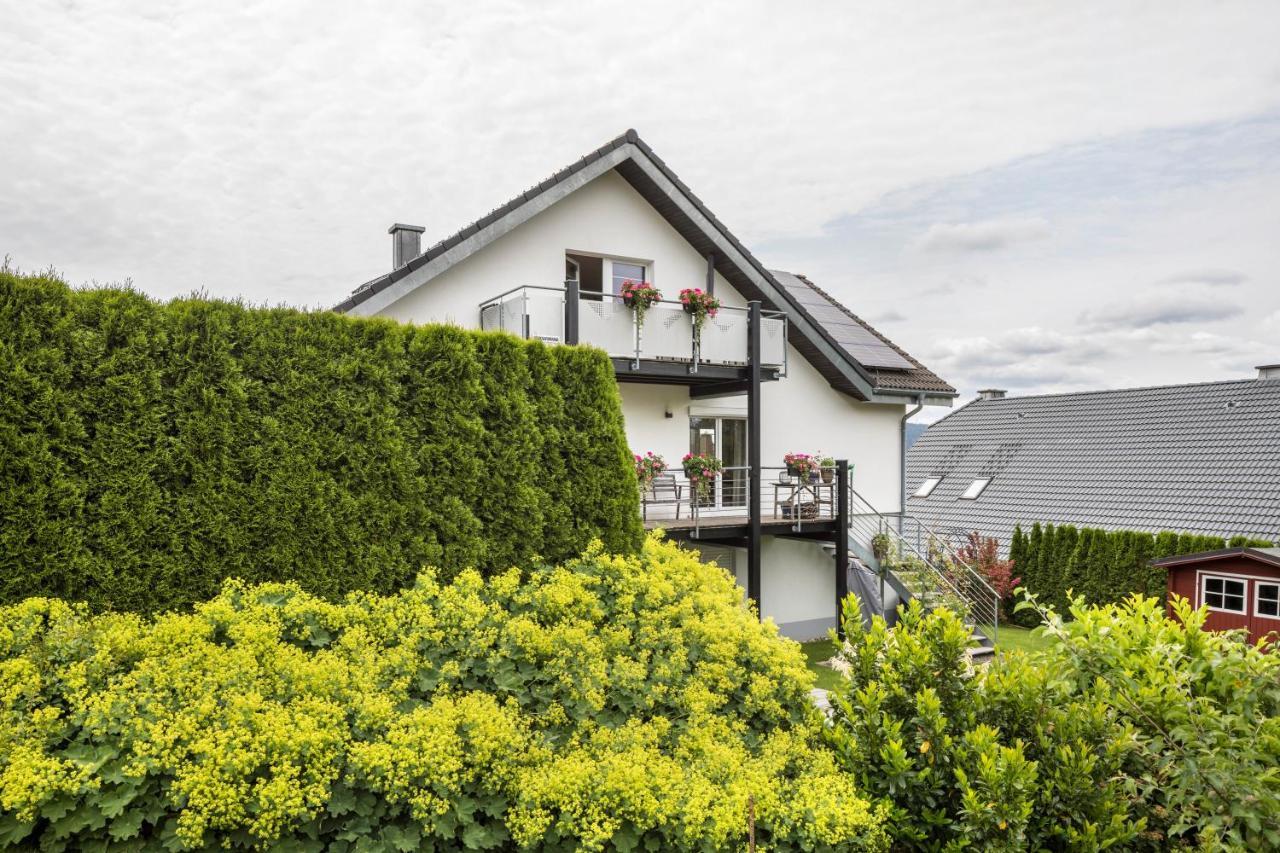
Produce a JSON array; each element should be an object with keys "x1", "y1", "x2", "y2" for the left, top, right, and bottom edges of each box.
[
  {"x1": 605, "y1": 257, "x2": 652, "y2": 296},
  {"x1": 1201, "y1": 573, "x2": 1247, "y2": 614},
  {"x1": 914, "y1": 477, "x2": 942, "y2": 498},
  {"x1": 959, "y1": 478, "x2": 991, "y2": 500},
  {"x1": 1255, "y1": 581, "x2": 1280, "y2": 619}
]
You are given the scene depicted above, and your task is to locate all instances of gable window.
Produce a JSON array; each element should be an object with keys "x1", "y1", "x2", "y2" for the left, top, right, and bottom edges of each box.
[
  {"x1": 1203, "y1": 575, "x2": 1246, "y2": 613},
  {"x1": 959, "y1": 478, "x2": 991, "y2": 500},
  {"x1": 1257, "y1": 583, "x2": 1280, "y2": 618},
  {"x1": 914, "y1": 477, "x2": 941, "y2": 498},
  {"x1": 609, "y1": 260, "x2": 648, "y2": 295}
]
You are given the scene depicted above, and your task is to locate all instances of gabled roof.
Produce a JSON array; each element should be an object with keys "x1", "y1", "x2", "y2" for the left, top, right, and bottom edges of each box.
[
  {"x1": 905, "y1": 378, "x2": 1280, "y2": 545},
  {"x1": 1152, "y1": 547, "x2": 1280, "y2": 570},
  {"x1": 335, "y1": 129, "x2": 954, "y2": 404}
]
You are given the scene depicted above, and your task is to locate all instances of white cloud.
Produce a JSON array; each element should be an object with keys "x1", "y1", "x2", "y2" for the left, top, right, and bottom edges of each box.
[
  {"x1": 3, "y1": 1, "x2": 1280, "y2": 306},
  {"x1": 913, "y1": 217, "x2": 1051, "y2": 254}
]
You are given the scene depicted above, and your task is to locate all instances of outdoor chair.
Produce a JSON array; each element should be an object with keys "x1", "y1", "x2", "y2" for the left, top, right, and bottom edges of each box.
[{"x1": 642, "y1": 473, "x2": 686, "y2": 522}]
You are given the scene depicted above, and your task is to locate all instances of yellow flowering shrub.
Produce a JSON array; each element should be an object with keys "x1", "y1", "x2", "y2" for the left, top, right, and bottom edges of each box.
[{"x1": 0, "y1": 536, "x2": 887, "y2": 851}]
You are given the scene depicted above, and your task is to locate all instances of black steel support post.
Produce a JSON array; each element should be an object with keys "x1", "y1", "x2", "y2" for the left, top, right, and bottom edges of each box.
[
  {"x1": 835, "y1": 459, "x2": 850, "y2": 639},
  {"x1": 564, "y1": 279, "x2": 580, "y2": 345},
  {"x1": 747, "y1": 300, "x2": 762, "y2": 614}
]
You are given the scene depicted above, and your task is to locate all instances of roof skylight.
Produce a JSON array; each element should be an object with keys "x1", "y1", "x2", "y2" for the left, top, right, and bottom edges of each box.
[
  {"x1": 960, "y1": 478, "x2": 991, "y2": 500},
  {"x1": 913, "y1": 477, "x2": 942, "y2": 498}
]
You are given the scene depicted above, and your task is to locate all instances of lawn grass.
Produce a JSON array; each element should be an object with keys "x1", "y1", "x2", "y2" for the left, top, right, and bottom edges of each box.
[
  {"x1": 802, "y1": 624, "x2": 1055, "y2": 689},
  {"x1": 799, "y1": 638, "x2": 844, "y2": 691},
  {"x1": 982, "y1": 623, "x2": 1054, "y2": 655}
]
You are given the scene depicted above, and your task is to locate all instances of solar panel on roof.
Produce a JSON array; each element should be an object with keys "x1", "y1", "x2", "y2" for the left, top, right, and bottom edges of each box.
[{"x1": 774, "y1": 270, "x2": 918, "y2": 370}]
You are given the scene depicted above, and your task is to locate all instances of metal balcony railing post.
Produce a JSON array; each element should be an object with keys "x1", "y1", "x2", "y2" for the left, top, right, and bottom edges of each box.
[{"x1": 563, "y1": 279, "x2": 579, "y2": 345}]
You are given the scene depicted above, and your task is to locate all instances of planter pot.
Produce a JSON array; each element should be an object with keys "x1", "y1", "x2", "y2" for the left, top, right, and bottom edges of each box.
[
  {"x1": 785, "y1": 463, "x2": 802, "y2": 477},
  {"x1": 807, "y1": 471, "x2": 820, "y2": 484},
  {"x1": 821, "y1": 468, "x2": 833, "y2": 484}
]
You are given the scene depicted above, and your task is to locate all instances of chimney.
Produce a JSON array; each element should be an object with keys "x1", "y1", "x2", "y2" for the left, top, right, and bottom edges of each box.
[
  {"x1": 977, "y1": 389, "x2": 1007, "y2": 400},
  {"x1": 388, "y1": 223, "x2": 425, "y2": 270},
  {"x1": 1258, "y1": 364, "x2": 1280, "y2": 380}
]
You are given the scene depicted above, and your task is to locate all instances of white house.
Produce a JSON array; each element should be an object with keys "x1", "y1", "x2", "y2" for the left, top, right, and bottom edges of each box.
[{"x1": 336, "y1": 130, "x2": 960, "y2": 639}]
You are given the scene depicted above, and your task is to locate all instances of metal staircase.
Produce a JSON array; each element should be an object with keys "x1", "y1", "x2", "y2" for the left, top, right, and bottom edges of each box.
[{"x1": 841, "y1": 486, "x2": 1000, "y2": 663}]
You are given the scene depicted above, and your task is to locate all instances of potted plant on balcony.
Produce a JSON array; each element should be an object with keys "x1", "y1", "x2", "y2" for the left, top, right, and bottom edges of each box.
[
  {"x1": 678, "y1": 288, "x2": 721, "y2": 339},
  {"x1": 620, "y1": 280, "x2": 663, "y2": 332},
  {"x1": 634, "y1": 451, "x2": 666, "y2": 491},
  {"x1": 681, "y1": 452, "x2": 723, "y2": 500},
  {"x1": 783, "y1": 452, "x2": 819, "y2": 482},
  {"x1": 818, "y1": 454, "x2": 835, "y2": 483}
]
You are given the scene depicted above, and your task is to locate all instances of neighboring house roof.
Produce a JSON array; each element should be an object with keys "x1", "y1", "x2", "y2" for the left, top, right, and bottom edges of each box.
[
  {"x1": 335, "y1": 129, "x2": 955, "y2": 404},
  {"x1": 1152, "y1": 547, "x2": 1280, "y2": 570},
  {"x1": 906, "y1": 377, "x2": 1280, "y2": 544}
]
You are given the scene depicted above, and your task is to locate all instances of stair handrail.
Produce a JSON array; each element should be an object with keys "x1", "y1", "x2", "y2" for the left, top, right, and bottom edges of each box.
[{"x1": 847, "y1": 485, "x2": 1001, "y2": 638}]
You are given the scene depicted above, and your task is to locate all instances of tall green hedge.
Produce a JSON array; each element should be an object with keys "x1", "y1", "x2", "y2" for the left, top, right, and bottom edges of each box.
[
  {"x1": 1007, "y1": 522, "x2": 1274, "y2": 624},
  {"x1": 0, "y1": 270, "x2": 643, "y2": 612}
]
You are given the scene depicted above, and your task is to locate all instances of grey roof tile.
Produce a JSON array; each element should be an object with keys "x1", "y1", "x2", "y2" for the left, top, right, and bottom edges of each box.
[{"x1": 906, "y1": 379, "x2": 1280, "y2": 545}]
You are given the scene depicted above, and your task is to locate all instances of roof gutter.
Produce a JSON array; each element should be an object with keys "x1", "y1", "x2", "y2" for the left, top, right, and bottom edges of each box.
[{"x1": 900, "y1": 394, "x2": 925, "y2": 521}]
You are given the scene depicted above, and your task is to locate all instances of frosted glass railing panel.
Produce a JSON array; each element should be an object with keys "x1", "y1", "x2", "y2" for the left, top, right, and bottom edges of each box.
[
  {"x1": 640, "y1": 306, "x2": 692, "y2": 361},
  {"x1": 579, "y1": 298, "x2": 636, "y2": 357},
  {"x1": 525, "y1": 290, "x2": 563, "y2": 342},
  {"x1": 761, "y1": 316, "x2": 786, "y2": 367},
  {"x1": 699, "y1": 311, "x2": 748, "y2": 365}
]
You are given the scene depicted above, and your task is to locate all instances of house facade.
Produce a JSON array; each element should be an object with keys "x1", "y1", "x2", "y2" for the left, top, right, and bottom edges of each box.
[{"x1": 336, "y1": 130, "x2": 956, "y2": 639}]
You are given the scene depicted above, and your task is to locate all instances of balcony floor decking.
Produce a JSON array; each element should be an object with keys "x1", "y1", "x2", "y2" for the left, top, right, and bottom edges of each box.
[{"x1": 645, "y1": 512, "x2": 839, "y2": 540}]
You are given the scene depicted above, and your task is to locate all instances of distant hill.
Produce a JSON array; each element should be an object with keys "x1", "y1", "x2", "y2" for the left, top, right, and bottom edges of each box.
[{"x1": 906, "y1": 422, "x2": 929, "y2": 449}]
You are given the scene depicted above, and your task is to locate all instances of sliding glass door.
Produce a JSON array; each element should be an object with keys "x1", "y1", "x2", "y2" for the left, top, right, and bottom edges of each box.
[{"x1": 689, "y1": 416, "x2": 747, "y2": 508}]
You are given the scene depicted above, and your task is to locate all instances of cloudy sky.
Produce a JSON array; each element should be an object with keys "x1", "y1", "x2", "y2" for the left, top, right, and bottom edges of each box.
[{"x1": 4, "y1": 2, "x2": 1279, "y2": 420}]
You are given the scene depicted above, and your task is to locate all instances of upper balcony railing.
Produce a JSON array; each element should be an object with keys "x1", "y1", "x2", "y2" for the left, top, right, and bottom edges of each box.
[{"x1": 479, "y1": 284, "x2": 788, "y2": 373}]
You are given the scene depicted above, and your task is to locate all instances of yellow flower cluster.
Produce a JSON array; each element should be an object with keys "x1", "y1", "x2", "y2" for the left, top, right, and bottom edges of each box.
[{"x1": 0, "y1": 536, "x2": 887, "y2": 851}]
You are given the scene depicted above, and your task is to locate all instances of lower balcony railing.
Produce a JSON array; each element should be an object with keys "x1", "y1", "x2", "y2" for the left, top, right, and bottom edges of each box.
[
  {"x1": 641, "y1": 466, "x2": 841, "y2": 535},
  {"x1": 479, "y1": 285, "x2": 787, "y2": 372}
]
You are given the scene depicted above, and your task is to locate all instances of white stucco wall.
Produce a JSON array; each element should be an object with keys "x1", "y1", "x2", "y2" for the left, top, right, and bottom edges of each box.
[
  {"x1": 371, "y1": 170, "x2": 742, "y2": 328},
  {"x1": 358, "y1": 166, "x2": 912, "y2": 639}
]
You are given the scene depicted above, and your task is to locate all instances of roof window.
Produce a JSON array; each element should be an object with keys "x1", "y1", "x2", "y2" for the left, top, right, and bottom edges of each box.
[
  {"x1": 960, "y1": 478, "x2": 991, "y2": 500},
  {"x1": 913, "y1": 477, "x2": 942, "y2": 498}
]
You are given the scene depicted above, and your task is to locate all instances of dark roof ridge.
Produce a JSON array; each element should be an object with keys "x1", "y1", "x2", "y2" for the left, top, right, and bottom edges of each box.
[{"x1": 957, "y1": 376, "x2": 1270, "y2": 406}]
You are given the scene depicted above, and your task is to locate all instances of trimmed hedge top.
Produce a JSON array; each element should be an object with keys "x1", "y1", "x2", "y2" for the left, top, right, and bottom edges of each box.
[{"x1": 0, "y1": 271, "x2": 643, "y2": 612}]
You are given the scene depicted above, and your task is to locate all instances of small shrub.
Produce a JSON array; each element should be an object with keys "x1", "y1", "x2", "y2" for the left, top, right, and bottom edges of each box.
[
  {"x1": 826, "y1": 592, "x2": 1280, "y2": 850},
  {"x1": 0, "y1": 536, "x2": 887, "y2": 851}
]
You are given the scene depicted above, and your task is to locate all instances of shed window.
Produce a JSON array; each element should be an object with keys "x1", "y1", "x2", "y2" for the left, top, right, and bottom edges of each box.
[
  {"x1": 1204, "y1": 576, "x2": 1246, "y2": 613},
  {"x1": 914, "y1": 477, "x2": 941, "y2": 498},
  {"x1": 959, "y1": 478, "x2": 991, "y2": 500},
  {"x1": 1257, "y1": 583, "x2": 1280, "y2": 618}
]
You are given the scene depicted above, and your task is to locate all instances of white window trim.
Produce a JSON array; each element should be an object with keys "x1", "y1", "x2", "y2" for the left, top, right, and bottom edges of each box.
[
  {"x1": 914, "y1": 477, "x2": 941, "y2": 498},
  {"x1": 1254, "y1": 581, "x2": 1280, "y2": 620},
  {"x1": 1201, "y1": 573, "x2": 1248, "y2": 615},
  {"x1": 605, "y1": 256, "x2": 653, "y2": 295},
  {"x1": 959, "y1": 478, "x2": 991, "y2": 500}
]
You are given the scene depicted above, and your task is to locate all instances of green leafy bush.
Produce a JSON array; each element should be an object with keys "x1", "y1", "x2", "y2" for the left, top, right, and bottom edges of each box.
[
  {"x1": 1007, "y1": 523, "x2": 1274, "y2": 624},
  {"x1": 0, "y1": 536, "x2": 887, "y2": 851},
  {"x1": 826, "y1": 593, "x2": 1280, "y2": 850},
  {"x1": 0, "y1": 269, "x2": 642, "y2": 613}
]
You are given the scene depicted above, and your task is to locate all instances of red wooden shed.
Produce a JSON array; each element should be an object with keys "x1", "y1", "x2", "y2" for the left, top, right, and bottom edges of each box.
[{"x1": 1155, "y1": 547, "x2": 1280, "y2": 644}]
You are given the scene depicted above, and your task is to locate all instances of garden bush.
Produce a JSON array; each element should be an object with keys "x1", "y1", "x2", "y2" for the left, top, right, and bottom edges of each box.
[
  {"x1": 826, "y1": 593, "x2": 1280, "y2": 850},
  {"x1": 0, "y1": 536, "x2": 888, "y2": 851},
  {"x1": 0, "y1": 269, "x2": 643, "y2": 613},
  {"x1": 1006, "y1": 522, "x2": 1274, "y2": 624}
]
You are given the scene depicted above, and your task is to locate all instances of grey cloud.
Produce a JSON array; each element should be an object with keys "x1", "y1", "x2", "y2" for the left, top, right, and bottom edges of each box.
[
  {"x1": 871, "y1": 309, "x2": 907, "y2": 324},
  {"x1": 913, "y1": 217, "x2": 1050, "y2": 253},
  {"x1": 1080, "y1": 296, "x2": 1244, "y2": 330},
  {"x1": 1156, "y1": 269, "x2": 1248, "y2": 287}
]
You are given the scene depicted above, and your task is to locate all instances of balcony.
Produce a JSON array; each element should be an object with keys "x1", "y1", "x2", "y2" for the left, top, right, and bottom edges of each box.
[
  {"x1": 640, "y1": 466, "x2": 846, "y2": 539},
  {"x1": 479, "y1": 286, "x2": 787, "y2": 381}
]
